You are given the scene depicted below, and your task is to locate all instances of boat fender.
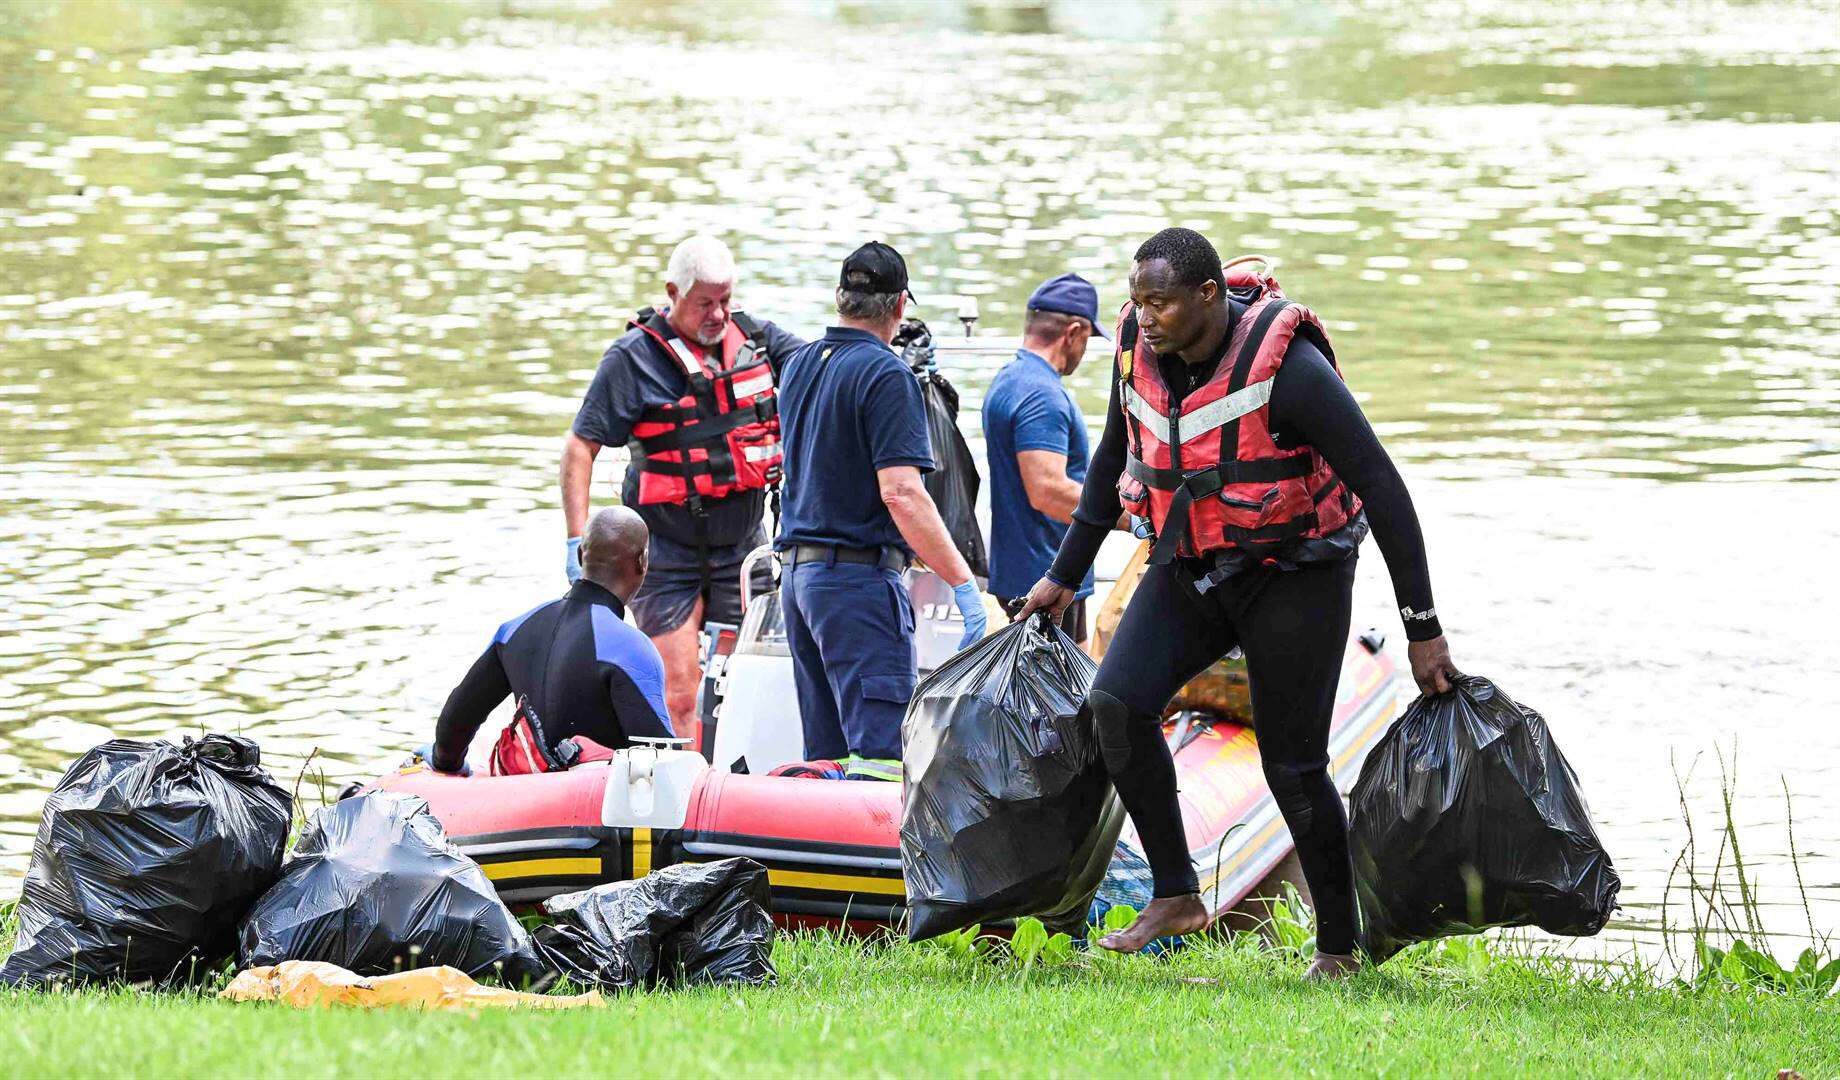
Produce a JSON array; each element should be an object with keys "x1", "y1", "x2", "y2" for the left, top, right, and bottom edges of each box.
[{"x1": 602, "y1": 738, "x2": 709, "y2": 831}]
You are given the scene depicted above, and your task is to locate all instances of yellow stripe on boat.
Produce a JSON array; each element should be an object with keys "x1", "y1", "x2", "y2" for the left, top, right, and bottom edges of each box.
[
  {"x1": 766, "y1": 867, "x2": 907, "y2": 897},
  {"x1": 482, "y1": 857, "x2": 601, "y2": 881},
  {"x1": 632, "y1": 827, "x2": 652, "y2": 878}
]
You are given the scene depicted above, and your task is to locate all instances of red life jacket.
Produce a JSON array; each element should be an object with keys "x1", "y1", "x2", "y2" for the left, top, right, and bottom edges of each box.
[
  {"x1": 1115, "y1": 262, "x2": 1361, "y2": 566},
  {"x1": 488, "y1": 697, "x2": 617, "y2": 776},
  {"x1": 626, "y1": 309, "x2": 781, "y2": 509}
]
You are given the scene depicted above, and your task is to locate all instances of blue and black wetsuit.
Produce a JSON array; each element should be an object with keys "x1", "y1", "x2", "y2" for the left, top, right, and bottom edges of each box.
[{"x1": 430, "y1": 579, "x2": 672, "y2": 772}]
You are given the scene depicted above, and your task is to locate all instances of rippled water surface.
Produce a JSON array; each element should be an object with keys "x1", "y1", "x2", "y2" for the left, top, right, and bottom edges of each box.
[{"x1": 3, "y1": 0, "x2": 1838, "y2": 952}]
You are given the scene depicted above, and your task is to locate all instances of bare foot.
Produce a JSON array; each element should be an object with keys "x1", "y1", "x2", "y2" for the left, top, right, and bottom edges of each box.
[
  {"x1": 1096, "y1": 894, "x2": 1210, "y2": 953},
  {"x1": 1303, "y1": 951, "x2": 1361, "y2": 982}
]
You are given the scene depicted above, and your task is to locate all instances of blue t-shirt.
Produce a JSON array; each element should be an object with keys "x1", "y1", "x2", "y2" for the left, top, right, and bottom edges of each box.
[
  {"x1": 982, "y1": 349, "x2": 1094, "y2": 599},
  {"x1": 775, "y1": 327, "x2": 934, "y2": 554}
]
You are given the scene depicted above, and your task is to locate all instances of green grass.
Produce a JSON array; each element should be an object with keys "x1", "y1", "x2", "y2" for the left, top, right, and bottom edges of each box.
[
  {"x1": 3, "y1": 931, "x2": 1834, "y2": 1079},
  {"x1": 5, "y1": 761, "x2": 1832, "y2": 1077}
]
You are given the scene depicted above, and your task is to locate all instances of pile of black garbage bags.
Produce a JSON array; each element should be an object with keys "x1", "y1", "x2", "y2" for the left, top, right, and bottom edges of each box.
[{"x1": 0, "y1": 735, "x2": 774, "y2": 991}]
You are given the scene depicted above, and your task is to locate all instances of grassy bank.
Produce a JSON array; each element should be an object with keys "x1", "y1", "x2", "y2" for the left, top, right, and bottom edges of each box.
[{"x1": 4, "y1": 930, "x2": 1834, "y2": 1079}]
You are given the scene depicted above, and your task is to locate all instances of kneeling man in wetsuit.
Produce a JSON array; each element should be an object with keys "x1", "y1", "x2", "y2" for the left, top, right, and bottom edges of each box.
[
  {"x1": 1016, "y1": 228, "x2": 1461, "y2": 981},
  {"x1": 426, "y1": 506, "x2": 672, "y2": 775}
]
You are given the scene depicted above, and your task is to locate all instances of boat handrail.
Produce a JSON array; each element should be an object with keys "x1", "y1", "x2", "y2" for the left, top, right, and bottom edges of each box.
[{"x1": 738, "y1": 543, "x2": 778, "y2": 612}]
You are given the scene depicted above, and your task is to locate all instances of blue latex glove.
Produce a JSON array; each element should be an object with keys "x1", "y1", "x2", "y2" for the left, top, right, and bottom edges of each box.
[
  {"x1": 952, "y1": 581, "x2": 988, "y2": 650},
  {"x1": 564, "y1": 536, "x2": 583, "y2": 584},
  {"x1": 410, "y1": 743, "x2": 471, "y2": 777}
]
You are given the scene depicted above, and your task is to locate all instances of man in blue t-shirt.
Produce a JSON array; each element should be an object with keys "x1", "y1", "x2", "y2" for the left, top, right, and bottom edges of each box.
[
  {"x1": 982, "y1": 273, "x2": 1108, "y2": 641},
  {"x1": 774, "y1": 242, "x2": 988, "y2": 781}
]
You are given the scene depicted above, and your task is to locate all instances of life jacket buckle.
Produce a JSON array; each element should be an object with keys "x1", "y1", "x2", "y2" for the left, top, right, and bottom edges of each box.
[{"x1": 1180, "y1": 467, "x2": 1225, "y2": 500}]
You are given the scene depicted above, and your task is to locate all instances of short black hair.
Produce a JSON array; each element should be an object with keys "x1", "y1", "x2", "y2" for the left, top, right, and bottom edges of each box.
[{"x1": 1133, "y1": 227, "x2": 1226, "y2": 293}]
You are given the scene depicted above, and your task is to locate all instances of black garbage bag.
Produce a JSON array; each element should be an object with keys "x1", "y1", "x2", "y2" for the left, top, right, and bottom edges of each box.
[
  {"x1": 917, "y1": 369, "x2": 989, "y2": 581},
  {"x1": 533, "y1": 857, "x2": 775, "y2": 991},
  {"x1": 901, "y1": 617, "x2": 1124, "y2": 941},
  {"x1": 0, "y1": 735, "x2": 291, "y2": 988},
  {"x1": 897, "y1": 318, "x2": 988, "y2": 580},
  {"x1": 1349, "y1": 674, "x2": 1620, "y2": 962},
  {"x1": 236, "y1": 792, "x2": 545, "y2": 984}
]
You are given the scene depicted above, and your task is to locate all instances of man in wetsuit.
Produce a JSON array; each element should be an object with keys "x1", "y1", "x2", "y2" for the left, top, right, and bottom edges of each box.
[
  {"x1": 1015, "y1": 228, "x2": 1460, "y2": 980},
  {"x1": 562, "y1": 235, "x2": 804, "y2": 737},
  {"x1": 427, "y1": 506, "x2": 671, "y2": 774}
]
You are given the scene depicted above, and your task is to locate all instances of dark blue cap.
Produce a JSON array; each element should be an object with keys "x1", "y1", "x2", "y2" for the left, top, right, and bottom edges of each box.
[{"x1": 1025, "y1": 273, "x2": 1108, "y2": 339}]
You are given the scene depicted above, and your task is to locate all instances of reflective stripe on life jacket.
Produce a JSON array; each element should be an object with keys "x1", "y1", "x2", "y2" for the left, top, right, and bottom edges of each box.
[
  {"x1": 1115, "y1": 263, "x2": 1361, "y2": 566},
  {"x1": 626, "y1": 309, "x2": 783, "y2": 510}
]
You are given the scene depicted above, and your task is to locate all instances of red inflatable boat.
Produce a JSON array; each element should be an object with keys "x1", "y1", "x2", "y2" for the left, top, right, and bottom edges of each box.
[{"x1": 366, "y1": 580, "x2": 1400, "y2": 932}]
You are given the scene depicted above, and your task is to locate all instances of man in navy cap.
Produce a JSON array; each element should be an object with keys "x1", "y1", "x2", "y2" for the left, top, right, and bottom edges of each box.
[
  {"x1": 773, "y1": 242, "x2": 988, "y2": 781},
  {"x1": 982, "y1": 273, "x2": 1110, "y2": 640}
]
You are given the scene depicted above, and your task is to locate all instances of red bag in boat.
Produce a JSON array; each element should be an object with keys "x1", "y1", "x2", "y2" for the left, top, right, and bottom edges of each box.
[{"x1": 489, "y1": 698, "x2": 616, "y2": 776}]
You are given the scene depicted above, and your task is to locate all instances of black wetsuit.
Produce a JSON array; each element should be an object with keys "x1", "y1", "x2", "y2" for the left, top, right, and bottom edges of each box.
[
  {"x1": 431, "y1": 580, "x2": 673, "y2": 773},
  {"x1": 1046, "y1": 299, "x2": 1442, "y2": 955}
]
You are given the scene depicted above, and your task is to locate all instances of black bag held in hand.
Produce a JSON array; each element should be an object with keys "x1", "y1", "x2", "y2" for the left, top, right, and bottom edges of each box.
[
  {"x1": 237, "y1": 791, "x2": 546, "y2": 984},
  {"x1": 534, "y1": 857, "x2": 776, "y2": 991},
  {"x1": 898, "y1": 317, "x2": 989, "y2": 580},
  {"x1": 901, "y1": 616, "x2": 1125, "y2": 941},
  {"x1": 0, "y1": 735, "x2": 292, "y2": 988},
  {"x1": 1349, "y1": 674, "x2": 1620, "y2": 962}
]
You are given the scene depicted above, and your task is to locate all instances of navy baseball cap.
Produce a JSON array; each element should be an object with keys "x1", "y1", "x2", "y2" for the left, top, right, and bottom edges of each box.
[
  {"x1": 840, "y1": 241, "x2": 916, "y2": 301},
  {"x1": 1026, "y1": 273, "x2": 1108, "y2": 338}
]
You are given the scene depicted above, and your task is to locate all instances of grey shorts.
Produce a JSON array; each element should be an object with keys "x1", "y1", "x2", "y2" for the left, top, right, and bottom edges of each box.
[{"x1": 627, "y1": 530, "x2": 774, "y2": 637}]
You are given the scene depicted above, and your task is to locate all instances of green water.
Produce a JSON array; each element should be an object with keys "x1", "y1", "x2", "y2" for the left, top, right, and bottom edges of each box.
[{"x1": 2, "y1": 0, "x2": 1837, "y2": 949}]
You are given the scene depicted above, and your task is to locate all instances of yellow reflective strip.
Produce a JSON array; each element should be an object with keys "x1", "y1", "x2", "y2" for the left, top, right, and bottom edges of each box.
[
  {"x1": 767, "y1": 867, "x2": 907, "y2": 897},
  {"x1": 482, "y1": 857, "x2": 601, "y2": 882},
  {"x1": 632, "y1": 828, "x2": 652, "y2": 878},
  {"x1": 1333, "y1": 696, "x2": 1395, "y2": 773}
]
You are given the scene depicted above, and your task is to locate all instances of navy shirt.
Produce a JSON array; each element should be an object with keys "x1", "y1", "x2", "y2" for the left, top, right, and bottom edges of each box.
[
  {"x1": 774, "y1": 326, "x2": 934, "y2": 554},
  {"x1": 431, "y1": 580, "x2": 671, "y2": 771},
  {"x1": 983, "y1": 348, "x2": 1094, "y2": 600},
  {"x1": 571, "y1": 313, "x2": 804, "y2": 549}
]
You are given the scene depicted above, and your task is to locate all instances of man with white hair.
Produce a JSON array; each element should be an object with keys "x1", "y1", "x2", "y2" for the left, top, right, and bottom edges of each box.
[{"x1": 562, "y1": 235, "x2": 804, "y2": 739}]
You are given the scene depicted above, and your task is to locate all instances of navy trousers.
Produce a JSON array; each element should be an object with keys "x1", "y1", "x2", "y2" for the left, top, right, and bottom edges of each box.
[{"x1": 780, "y1": 560, "x2": 915, "y2": 762}]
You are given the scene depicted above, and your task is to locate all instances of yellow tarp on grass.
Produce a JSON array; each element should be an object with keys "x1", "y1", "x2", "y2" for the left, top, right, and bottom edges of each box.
[{"x1": 221, "y1": 961, "x2": 603, "y2": 1011}]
